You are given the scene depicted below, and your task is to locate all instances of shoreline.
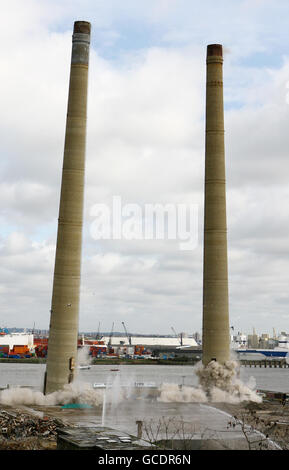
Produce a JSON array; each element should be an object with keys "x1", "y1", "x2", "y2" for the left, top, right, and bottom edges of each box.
[
  {"x1": 0, "y1": 358, "x2": 46, "y2": 364},
  {"x1": 0, "y1": 358, "x2": 199, "y2": 366}
]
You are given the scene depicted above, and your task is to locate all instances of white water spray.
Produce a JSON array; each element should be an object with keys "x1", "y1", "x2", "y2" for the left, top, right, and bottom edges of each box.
[{"x1": 101, "y1": 388, "x2": 106, "y2": 426}]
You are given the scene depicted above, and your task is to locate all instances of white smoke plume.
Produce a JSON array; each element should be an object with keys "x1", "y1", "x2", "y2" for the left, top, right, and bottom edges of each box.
[
  {"x1": 158, "y1": 383, "x2": 208, "y2": 403},
  {"x1": 0, "y1": 369, "x2": 134, "y2": 408},
  {"x1": 0, "y1": 360, "x2": 261, "y2": 407},
  {"x1": 158, "y1": 361, "x2": 262, "y2": 404},
  {"x1": 76, "y1": 345, "x2": 92, "y2": 367},
  {"x1": 0, "y1": 382, "x2": 104, "y2": 407},
  {"x1": 196, "y1": 360, "x2": 261, "y2": 403}
]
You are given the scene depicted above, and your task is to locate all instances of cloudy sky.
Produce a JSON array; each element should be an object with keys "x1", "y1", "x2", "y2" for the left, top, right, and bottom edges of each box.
[{"x1": 1, "y1": 0, "x2": 289, "y2": 337}]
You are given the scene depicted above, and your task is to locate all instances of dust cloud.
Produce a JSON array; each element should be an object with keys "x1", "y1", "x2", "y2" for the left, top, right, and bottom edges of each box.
[
  {"x1": 0, "y1": 345, "x2": 103, "y2": 407},
  {"x1": 158, "y1": 383, "x2": 208, "y2": 403},
  {"x1": 158, "y1": 360, "x2": 262, "y2": 404},
  {"x1": 0, "y1": 382, "x2": 104, "y2": 407},
  {"x1": 0, "y1": 359, "x2": 261, "y2": 407},
  {"x1": 76, "y1": 345, "x2": 91, "y2": 367}
]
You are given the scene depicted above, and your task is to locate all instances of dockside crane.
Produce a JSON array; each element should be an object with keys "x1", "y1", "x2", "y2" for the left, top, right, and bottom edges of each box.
[
  {"x1": 108, "y1": 322, "x2": 114, "y2": 346},
  {"x1": 171, "y1": 327, "x2": 183, "y2": 346},
  {"x1": 122, "y1": 321, "x2": 132, "y2": 346},
  {"x1": 96, "y1": 321, "x2": 101, "y2": 340}
]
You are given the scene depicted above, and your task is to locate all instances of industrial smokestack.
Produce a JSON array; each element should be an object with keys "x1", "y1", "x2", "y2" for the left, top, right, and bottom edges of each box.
[
  {"x1": 44, "y1": 21, "x2": 91, "y2": 394},
  {"x1": 202, "y1": 44, "x2": 230, "y2": 366}
]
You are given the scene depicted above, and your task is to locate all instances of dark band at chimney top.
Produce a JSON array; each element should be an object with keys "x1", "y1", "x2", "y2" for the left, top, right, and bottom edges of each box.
[
  {"x1": 73, "y1": 21, "x2": 91, "y2": 35},
  {"x1": 207, "y1": 44, "x2": 223, "y2": 57}
]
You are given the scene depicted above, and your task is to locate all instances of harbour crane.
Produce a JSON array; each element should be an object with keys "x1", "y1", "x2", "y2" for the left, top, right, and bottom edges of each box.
[
  {"x1": 108, "y1": 322, "x2": 114, "y2": 346},
  {"x1": 96, "y1": 321, "x2": 101, "y2": 340},
  {"x1": 122, "y1": 321, "x2": 132, "y2": 346},
  {"x1": 171, "y1": 327, "x2": 182, "y2": 346}
]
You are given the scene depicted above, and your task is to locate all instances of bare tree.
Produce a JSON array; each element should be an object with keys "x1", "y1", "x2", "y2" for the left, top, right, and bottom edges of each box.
[
  {"x1": 141, "y1": 415, "x2": 213, "y2": 450},
  {"x1": 227, "y1": 411, "x2": 282, "y2": 450}
]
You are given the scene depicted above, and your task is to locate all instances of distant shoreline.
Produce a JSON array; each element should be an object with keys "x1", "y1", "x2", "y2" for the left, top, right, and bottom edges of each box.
[
  {"x1": 0, "y1": 357, "x2": 198, "y2": 366},
  {"x1": 0, "y1": 358, "x2": 46, "y2": 364}
]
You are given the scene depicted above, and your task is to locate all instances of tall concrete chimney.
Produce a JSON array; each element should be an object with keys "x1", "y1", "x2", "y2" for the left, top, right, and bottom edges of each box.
[
  {"x1": 44, "y1": 21, "x2": 91, "y2": 394},
  {"x1": 202, "y1": 44, "x2": 230, "y2": 366}
]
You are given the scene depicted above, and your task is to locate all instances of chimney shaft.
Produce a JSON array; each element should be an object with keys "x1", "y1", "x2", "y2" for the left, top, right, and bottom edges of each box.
[
  {"x1": 44, "y1": 21, "x2": 91, "y2": 394},
  {"x1": 202, "y1": 44, "x2": 230, "y2": 365}
]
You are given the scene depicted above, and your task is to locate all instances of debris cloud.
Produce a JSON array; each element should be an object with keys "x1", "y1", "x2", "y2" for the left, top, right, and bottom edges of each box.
[
  {"x1": 0, "y1": 382, "x2": 104, "y2": 407},
  {"x1": 0, "y1": 360, "x2": 261, "y2": 407},
  {"x1": 158, "y1": 383, "x2": 207, "y2": 403},
  {"x1": 158, "y1": 361, "x2": 262, "y2": 404}
]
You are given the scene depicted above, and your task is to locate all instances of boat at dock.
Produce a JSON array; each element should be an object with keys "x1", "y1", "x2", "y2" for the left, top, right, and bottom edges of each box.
[{"x1": 233, "y1": 334, "x2": 289, "y2": 361}]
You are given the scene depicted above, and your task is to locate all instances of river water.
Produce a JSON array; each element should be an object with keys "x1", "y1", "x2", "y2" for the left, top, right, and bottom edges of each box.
[{"x1": 0, "y1": 363, "x2": 288, "y2": 392}]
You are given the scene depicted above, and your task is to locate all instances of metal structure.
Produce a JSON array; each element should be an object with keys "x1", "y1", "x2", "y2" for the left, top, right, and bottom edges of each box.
[
  {"x1": 44, "y1": 21, "x2": 91, "y2": 394},
  {"x1": 171, "y1": 327, "x2": 182, "y2": 346},
  {"x1": 108, "y1": 322, "x2": 114, "y2": 347},
  {"x1": 202, "y1": 44, "x2": 230, "y2": 366},
  {"x1": 122, "y1": 322, "x2": 132, "y2": 346},
  {"x1": 96, "y1": 321, "x2": 101, "y2": 340}
]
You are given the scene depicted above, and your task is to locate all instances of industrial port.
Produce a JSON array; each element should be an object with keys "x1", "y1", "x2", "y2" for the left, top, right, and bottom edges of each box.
[{"x1": 0, "y1": 327, "x2": 288, "y2": 365}]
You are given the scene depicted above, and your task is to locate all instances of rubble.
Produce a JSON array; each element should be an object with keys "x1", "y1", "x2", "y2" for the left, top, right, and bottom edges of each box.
[{"x1": 0, "y1": 408, "x2": 66, "y2": 450}]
